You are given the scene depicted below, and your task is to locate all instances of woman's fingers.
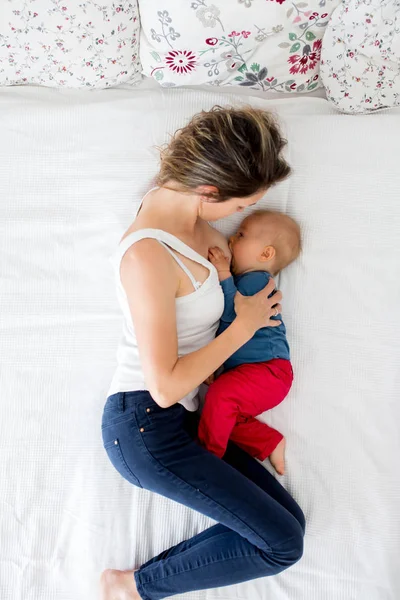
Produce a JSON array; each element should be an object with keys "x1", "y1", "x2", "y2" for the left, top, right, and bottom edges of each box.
[
  {"x1": 269, "y1": 290, "x2": 282, "y2": 306},
  {"x1": 234, "y1": 282, "x2": 283, "y2": 334},
  {"x1": 268, "y1": 319, "x2": 282, "y2": 327},
  {"x1": 258, "y1": 277, "x2": 276, "y2": 298},
  {"x1": 256, "y1": 278, "x2": 282, "y2": 306},
  {"x1": 272, "y1": 303, "x2": 282, "y2": 315}
]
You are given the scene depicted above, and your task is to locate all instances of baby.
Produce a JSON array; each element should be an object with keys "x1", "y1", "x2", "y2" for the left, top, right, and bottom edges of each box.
[{"x1": 198, "y1": 210, "x2": 301, "y2": 475}]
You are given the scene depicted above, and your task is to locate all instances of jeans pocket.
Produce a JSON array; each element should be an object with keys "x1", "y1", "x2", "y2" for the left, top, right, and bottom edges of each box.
[{"x1": 104, "y1": 438, "x2": 142, "y2": 488}]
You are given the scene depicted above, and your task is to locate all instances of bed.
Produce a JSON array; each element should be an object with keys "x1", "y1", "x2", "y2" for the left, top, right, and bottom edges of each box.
[{"x1": 1, "y1": 81, "x2": 399, "y2": 600}]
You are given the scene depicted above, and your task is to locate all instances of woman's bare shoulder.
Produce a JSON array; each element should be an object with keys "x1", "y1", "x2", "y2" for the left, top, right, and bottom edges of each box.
[{"x1": 120, "y1": 238, "x2": 176, "y2": 288}]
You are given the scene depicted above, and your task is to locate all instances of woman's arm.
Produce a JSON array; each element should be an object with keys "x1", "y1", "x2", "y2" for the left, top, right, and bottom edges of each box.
[
  {"x1": 121, "y1": 240, "x2": 281, "y2": 408},
  {"x1": 121, "y1": 240, "x2": 250, "y2": 407}
]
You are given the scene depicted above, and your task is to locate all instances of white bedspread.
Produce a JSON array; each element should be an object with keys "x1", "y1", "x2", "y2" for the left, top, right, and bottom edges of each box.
[{"x1": 0, "y1": 85, "x2": 399, "y2": 600}]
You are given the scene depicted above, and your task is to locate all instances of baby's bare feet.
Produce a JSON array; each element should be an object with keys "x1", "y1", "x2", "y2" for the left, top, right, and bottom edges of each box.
[
  {"x1": 269, "y1": 438, "x2": 286, "y2": 475},
  {"x1": 100, "y1": 569, "x2": 141, "y2": 600}
]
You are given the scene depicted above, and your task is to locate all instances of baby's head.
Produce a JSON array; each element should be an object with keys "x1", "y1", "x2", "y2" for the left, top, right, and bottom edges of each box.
[{"x1": 229, "y1": 210, "x2": 301, "y2": 276}]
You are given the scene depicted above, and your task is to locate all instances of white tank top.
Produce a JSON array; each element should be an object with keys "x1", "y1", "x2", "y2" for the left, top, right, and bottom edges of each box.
[{"x1": 108, "y1": 199, "x2": 224, "y2": 411}]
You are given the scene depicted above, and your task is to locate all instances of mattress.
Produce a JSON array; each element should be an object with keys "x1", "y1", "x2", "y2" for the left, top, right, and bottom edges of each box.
[{"x1": 0, "y1": 84, "x2": 399, "y2": 600}]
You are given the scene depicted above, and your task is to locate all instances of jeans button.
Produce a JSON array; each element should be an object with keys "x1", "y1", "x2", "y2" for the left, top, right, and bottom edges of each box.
[
  {"x1": 140, "y1": 427, "x2": 145, "y2": 433},
  {"x1": 146, "y1": 408, "x2": 151, "y2": 413}
]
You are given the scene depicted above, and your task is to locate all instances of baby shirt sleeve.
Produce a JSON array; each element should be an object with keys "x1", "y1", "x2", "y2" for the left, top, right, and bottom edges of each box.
[
  {"x1": 237, "y1": 271, "x2": 271, "y2": 296},
  {"x1": 219, "y1": 277, "x2": 238, "y2": 323}
]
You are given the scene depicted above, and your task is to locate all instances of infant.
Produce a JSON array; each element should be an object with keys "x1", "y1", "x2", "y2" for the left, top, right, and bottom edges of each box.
[{"x1": 198, "y1": 210, "x2": 301, "y2": 474}]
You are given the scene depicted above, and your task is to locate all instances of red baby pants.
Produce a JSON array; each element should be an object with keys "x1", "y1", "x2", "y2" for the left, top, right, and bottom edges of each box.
[{"x1": 198, "y1": 359, "x2": 293, "y2": 460}]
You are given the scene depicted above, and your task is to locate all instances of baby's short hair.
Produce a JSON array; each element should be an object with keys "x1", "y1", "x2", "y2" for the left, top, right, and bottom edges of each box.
[{"x1": 248, "y1": 209, "x2": 301, "y2": 274}]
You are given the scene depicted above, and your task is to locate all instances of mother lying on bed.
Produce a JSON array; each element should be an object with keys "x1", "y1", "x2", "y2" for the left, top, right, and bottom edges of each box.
[{"x1": 101, "y1": 106, "x2": 305, "y2": 600}]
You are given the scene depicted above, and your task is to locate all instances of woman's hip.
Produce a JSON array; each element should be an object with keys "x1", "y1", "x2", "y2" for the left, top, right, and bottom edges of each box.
[{"x1": 101, "y1": 390, "x2": 194, "y2": 489}]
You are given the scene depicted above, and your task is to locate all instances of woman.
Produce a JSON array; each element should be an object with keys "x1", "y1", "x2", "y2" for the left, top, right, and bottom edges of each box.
[{"x1": 101, "y1": 106, "x2": 305, "y2": 600}]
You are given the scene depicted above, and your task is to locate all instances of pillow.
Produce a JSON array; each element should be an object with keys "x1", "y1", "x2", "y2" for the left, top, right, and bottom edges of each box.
[
  {"x1": 138, "y1": 0, "x2": 340, "y2": 93},
  {"x1": 321, "y1": 0, "x2": 400, "y2": 113},
  {"x1": 0, "y1": 0, "x2": 141, "y2": 88}
]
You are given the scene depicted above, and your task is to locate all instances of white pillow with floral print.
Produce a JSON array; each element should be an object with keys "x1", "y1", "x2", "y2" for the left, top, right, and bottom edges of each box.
[
  {"x1": 0, "y1": 0, "x2": 141, "y2": 88},
  {"x1": 321, "y1": 0, "x2": 400, "y2": 113},
  {"x1": 138, "y1": 0, "x2": 340, "y2": 93}
]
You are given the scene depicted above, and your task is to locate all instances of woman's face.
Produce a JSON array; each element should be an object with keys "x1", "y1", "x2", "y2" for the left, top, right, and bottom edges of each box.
[{"x1": 200, "y1": 188, "x2": 267, "y2": 222}]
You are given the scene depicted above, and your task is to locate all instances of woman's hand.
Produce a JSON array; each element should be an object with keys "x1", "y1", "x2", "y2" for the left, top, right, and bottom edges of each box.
[{"x1": 234, "y1": 278, "x2": 282, "y2": 337}]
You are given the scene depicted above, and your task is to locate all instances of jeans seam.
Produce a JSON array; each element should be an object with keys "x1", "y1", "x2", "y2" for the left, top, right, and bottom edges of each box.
[
  {"x1": 107, "y1": 439, "x2": 142, "y2": 488},
  {"x1": 138, "y1": 547, "x2": 261, "y2": 586},
  {"x1": 269, "y1": 534, "x2": 299, "y2": 555},
  {"x1": 135, "y1": 574, "x2": 152, "y2": 600},
  {"x1": 134, "y1": 412, "x2": 274, "y2": 553},
  {"x1": 101, "y1": 418, "x2": 136, "y2": 431}
]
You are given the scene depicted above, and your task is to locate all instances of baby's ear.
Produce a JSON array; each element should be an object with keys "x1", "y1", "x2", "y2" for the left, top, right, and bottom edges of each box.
[{"x1": 260, "y1": 245, "x2": 276, "y2": 262}]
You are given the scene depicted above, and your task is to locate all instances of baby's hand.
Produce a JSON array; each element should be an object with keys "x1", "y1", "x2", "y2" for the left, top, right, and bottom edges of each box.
[{"x1": 208, "y1": 247, "x2": 231, "y2": 281}]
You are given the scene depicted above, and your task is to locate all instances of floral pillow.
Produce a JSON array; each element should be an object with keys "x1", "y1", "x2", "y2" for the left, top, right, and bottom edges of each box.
[
  {"x1": 0, "y1": 0, "x2": 141, "y2": 88},
  {"x1": 138, "y1": 0, "x2": 340, "y2": 93},
  {"x1": 321, "y1": 0, "x2": 400, "y2": 113}
]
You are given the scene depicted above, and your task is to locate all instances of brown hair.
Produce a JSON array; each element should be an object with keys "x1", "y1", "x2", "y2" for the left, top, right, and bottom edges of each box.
[{"x1": 157, "y1": 106, "x2": 291, "y2": 201}]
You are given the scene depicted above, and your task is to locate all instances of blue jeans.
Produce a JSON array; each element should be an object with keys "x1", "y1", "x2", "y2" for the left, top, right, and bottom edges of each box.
[{"x1": 102, "y1": 391, "x2": 305, "y2": 600}]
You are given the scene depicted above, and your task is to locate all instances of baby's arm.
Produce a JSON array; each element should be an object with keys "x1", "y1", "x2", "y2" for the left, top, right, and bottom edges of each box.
[
  {"x1": 203, "y1": 247, "x2": 235, "y2": 385},
  {"x1": 208, "y1": 247, "x2": 237, "y2": 323},
  {"x1": 208, "y1": 247, "x2": 231, "y2": 282}
]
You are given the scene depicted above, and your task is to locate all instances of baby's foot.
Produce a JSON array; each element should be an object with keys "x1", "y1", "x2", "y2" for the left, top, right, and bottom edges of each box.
[
  {"x1": 100, "y1": 569, "x2": 141, "y2": 600},
  {"x1": 269, "y1": 438, "x2": 286, "y2": 475}
]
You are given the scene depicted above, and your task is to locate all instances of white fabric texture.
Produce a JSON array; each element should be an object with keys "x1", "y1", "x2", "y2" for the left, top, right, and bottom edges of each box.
[
  {"x1": 0, "y1": 84, "x2": 400, "y2": 600},
  {"x1": 0, "y1": 0, "x2": 141, "y2": 88}
]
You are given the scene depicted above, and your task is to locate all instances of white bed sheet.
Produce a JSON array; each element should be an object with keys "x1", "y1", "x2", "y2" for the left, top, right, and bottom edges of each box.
[{"x1": 0, "y1": 85, "x2": 399, "y2": 600}]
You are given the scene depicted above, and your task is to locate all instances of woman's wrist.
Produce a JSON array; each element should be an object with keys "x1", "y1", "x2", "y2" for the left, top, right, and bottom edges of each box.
[
  {"x1": 167, "y1": 319, "x2": 252, "y2": 406},
  {"x1": 228, "y1": 316, "x2": 254, "y2": 345}
]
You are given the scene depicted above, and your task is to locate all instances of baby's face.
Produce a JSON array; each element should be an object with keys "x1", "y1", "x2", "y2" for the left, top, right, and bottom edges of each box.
[{"x1": 229, "y1": 216, "x2": 272, "y2": 275}]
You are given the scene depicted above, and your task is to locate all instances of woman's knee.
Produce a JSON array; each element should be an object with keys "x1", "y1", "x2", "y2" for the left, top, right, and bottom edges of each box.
[
  {"x1": 294, "y1": 505, "x2": 306, "y2": 535},
  {"x1": 259, "y1": 520, "x2": 304, "y2": 573},
  {"x1": 270, "y1": 522, "x2": 304, "y2": 569}
]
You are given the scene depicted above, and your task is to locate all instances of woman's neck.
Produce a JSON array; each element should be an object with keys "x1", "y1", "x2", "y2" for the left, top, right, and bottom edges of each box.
[{"x1": 137, "y1": 185, "x2": 201, "y2": 237}]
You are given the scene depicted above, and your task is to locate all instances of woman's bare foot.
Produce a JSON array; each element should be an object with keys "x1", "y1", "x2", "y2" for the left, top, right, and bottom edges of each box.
[
  {"x1": 100, "y1": 569, "x2": 141, "y2": 600},
  {"x1": 269, "y1": 438, "x2": 286, "y2": 475}
]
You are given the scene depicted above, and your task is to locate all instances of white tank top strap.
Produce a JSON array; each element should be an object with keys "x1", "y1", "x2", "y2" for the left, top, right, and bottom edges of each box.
[
  {"x1": 112, "y1": 228, "x2": 212, "y2": 287},
  {"x1": 158, "y1": 242, "x2": 202, "y2": 291},
  {"x1": 136, "y1": 186, "x2": 159, "y2": 216},
  {"x1": 142, "y1": 186, "x2": 159, "y2": 199}
]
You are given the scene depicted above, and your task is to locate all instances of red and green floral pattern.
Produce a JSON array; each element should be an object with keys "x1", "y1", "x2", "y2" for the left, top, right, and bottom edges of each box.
[{"x1": 140, "y1": 0, "x2": 340, "y2": 92}]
